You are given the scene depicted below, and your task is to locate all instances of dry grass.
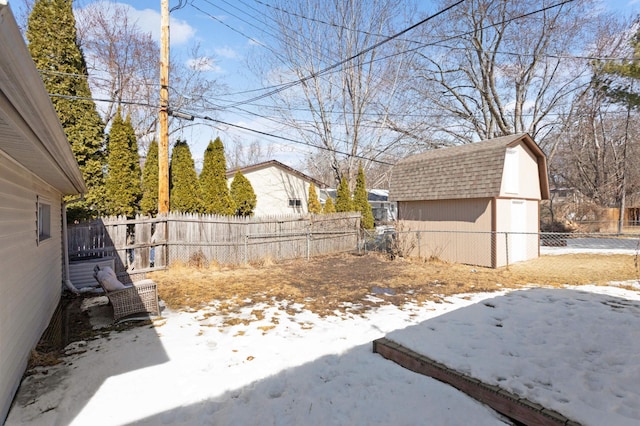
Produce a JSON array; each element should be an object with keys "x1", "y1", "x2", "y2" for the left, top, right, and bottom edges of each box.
[{"x1": 149, "y1": 252, "x2": 639, "y2": 321}]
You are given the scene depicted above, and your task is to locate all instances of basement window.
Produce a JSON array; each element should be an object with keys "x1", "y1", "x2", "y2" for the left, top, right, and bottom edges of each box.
[
  {"x1": 288, "y1": 199, "x2": 302, "y2": 208},
  {"x1": 37, "y1": 196, "x2": 51, "y2": 244}
]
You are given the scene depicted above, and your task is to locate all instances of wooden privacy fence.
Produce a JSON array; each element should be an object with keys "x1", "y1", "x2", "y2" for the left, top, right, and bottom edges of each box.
[{"x1": 67, "y1": 212, "x2": 361, "y2": 274}]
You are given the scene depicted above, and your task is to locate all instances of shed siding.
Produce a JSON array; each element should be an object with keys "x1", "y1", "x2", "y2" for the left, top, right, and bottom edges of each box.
[
  {"x1": 494, "y1": 198, "x2": 540, "y2": 267},
  {"x1": 228, "y1": 166, "x2": 311, "y2": 216},
  {"x1": 499, "y1": 142, "x2": 542, "y2": 199},
  {"x1": 0, "y1": 150, "x2": 62, "y2": 421},
  {"x1": 399, "y1": 199, "x2": 494, "y2": 267}
]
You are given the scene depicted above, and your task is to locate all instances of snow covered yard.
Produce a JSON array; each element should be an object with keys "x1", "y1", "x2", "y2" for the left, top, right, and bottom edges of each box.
[
  {"x1": 6, "y1": 282, "x2": 640, "y2": 425},
  {"x1": 7, "y1": 293, "x2": 511, "y2": 425}
]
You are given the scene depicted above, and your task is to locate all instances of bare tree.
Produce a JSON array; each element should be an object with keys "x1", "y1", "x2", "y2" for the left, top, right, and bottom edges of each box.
[
  {"x1": 75, "y1": 2, "x2": 224, "y2": 153},
  {"x1": 548, "y1": 17, "x2": 640, "y2": 227},
  {"x1": 409, "y1": 0, "x2": 600, "y2": 147},
  {"x1": 227, "y1": 139, "x2": 275, "y2": 169},
  {"x1": 76, "y1": 3, "x2": 157, "y2": 131},
  {"x1": 255, "y1": 0, "x2": 418, "y2": 187}
]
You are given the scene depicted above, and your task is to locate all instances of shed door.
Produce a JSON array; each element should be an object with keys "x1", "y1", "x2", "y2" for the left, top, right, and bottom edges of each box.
[{"x1": 510, "y1": 200, "x2": 527, "y2": 262}]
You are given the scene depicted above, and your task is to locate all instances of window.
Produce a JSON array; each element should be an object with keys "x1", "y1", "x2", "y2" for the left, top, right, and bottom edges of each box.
[
  {"x1": 37, "y1": 196, "x2": 51, "y2": 244},
  {"x1": 288, "y1": 199, "x2": 302, "y2": 208}
]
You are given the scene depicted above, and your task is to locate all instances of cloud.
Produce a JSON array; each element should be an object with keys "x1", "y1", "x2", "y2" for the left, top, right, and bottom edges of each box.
[
  {"x1": 214, "y1": 47, "x2": 241, "y2": 60},
  {"x1": 102, "y1": 2, "x2": 196, "y2": 46}
]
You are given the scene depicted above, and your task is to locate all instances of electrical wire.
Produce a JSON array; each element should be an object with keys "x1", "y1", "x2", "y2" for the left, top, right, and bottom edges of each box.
[
  {"x1": 185, "y1": 110, "x2": 396, "y2": 165},
  {"x1": 222, "y1": 0, "x2": 464, "y2": 108}
]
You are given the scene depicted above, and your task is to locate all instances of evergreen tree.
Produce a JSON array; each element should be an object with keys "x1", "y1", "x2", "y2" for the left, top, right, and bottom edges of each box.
[
  {"x1": 27, "y1": 0, "x2": 106, "y2": 220},
  {"x1": 335, "y1": 177, "x2": 353, "y2": 212},
  {"x1": 105, "y1": 110, "x2": 141, "y2": 217},
  {"x1": 596, "y1": 27, "x2": 640, "y2": 107},
  {"x1": 140, "y1": 140, "x2": 159, "y2": 216},
  {"x1": 353, "y1": 165, "x2": 374, "y2": 229},
  {"x1": 322, "y1": 197, "x2": 336, "y2": 214},
  {"x1": 169, "y1": 140, "x2": 202, "y2": 213},
  {"x1": 199, "y1": 138, "x2": 235, "y2": 215},
  {"x1": 308, "y1": 184, "x2": 322, "y2": 214},
  {"x1": 230, "y1": 171, "x2": 256, "y2": 216}
]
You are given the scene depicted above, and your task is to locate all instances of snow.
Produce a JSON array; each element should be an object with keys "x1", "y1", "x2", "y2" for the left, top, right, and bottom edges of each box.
[{"x1": 6, "y1": 284, "x2": 640, "y2": 425}]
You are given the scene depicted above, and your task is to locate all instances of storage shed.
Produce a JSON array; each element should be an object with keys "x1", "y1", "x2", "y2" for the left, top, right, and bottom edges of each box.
[
  {"x1": 0, "y1": 3, "x2": 86, "y2": 422},
  {"x1": 389, "y1": 133, "x2": 549, "y2": 268}
]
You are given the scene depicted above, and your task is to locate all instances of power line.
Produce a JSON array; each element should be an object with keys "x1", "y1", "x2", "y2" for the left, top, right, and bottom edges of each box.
[
  {"x1": 185, "y1": 110, "x2": 396, "y2": 165},
  {"x1": 48, "y1": 93, "x2": 157, "y2": 108},
  {"x1": 223, "y1": 0, "x2": 465, "y2": 109},
  {"x1": 210, "y1": 0, "x2": 593, "y2": 104}
]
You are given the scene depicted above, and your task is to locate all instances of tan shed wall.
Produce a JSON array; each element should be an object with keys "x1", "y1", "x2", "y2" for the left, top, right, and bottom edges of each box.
[
  {"x1": 398, "y1": 199, "x2": 494, "y2": 267},
  {"x1": 399, "y1": 197, "x2": 542, "y2": 268},
  {"x1": 0, "y1": 150, "x2": 63, "y2": 421}
]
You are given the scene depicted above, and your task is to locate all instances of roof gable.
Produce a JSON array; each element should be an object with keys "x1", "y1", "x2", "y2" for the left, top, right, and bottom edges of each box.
[
  {"x1": 226, "y1": 160, "x2": 327, "y2": 188},
  {"x1": 389, "y1": 134, "x2": 549, "y2": 201}
]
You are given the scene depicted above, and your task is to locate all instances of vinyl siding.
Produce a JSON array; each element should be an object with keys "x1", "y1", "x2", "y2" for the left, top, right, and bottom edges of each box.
[
  {"x1": 498, "y1": 142, "x2": 542, "y2": 199},
  {"x1": 228, "y1": 165, "x2": 312, "y2": 216},
  {"x1": 0, "y1": 150, "x2": 63, "y2": 421},
  {"x1": 494, "y1": 198, "x2": 541, "y2": 266}
]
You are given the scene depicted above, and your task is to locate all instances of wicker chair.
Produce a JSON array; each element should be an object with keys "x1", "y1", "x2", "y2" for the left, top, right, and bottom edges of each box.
[{"x1": 93, "y1": 267, "x2": 160, "y2": 321}]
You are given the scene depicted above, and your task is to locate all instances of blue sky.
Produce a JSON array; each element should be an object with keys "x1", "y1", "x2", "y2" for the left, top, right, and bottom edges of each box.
[
  {"x1": 137, "y1": 0, "x2": 640, "y2": 168},
  {"x1": 11, "y1": 0, "x2": 640, "y2": 169}
]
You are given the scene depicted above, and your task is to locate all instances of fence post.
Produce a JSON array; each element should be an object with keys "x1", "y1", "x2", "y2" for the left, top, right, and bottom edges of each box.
[
  {"x1": 417, "y1": 231, "x2": 421, "y2": 259},
  {"x1": 505, "y1": 232, "x2": 509, "y2": 268},
  {"x1": 307, "y1": 229, "x2": 311, "y2": 261},
  {"x1": 244, "y1": 234, "x2": 249, "y2": 264}
]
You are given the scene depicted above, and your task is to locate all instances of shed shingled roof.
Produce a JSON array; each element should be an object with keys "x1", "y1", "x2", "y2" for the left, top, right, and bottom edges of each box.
[{"x1": 389, "y1": 133, "x2": 549, "y2": 201}]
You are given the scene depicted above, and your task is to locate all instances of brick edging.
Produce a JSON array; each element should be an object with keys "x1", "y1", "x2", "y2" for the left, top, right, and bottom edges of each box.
[{"x1": 372, "y1": 338, "x2": 580, "y2": 426}]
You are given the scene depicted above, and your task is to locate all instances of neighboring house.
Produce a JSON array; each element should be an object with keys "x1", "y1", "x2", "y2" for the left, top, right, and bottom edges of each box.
[
  {"x1": 0, "y1": 4, "x2": 86, "y2": 422},
  {"x1": 322, "y1": 188, "x2": 396, "y2": 225},
  {"x1": 368, "y1": 189, "x2": 397, "y2": 224},
  {"x1": 389, "y1": 134, "x2": 550, "y2": 268},
  {"x1": 226, "y1": 160, "x2": 326, "y2": 216}
]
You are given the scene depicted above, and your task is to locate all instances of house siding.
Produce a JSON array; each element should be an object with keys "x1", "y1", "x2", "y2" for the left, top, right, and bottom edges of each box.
[
  {"x1": 0, "y1": 150, "x2": 63, "y2": 422},
  {"x1": 228, "y1": 166, "x2": 312, "y2": 216}
]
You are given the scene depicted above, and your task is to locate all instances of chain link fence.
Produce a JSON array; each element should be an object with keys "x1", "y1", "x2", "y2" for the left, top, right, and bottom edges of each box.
[{"x1": 362, "y1": 228, "x2": 640, "y2": 270}]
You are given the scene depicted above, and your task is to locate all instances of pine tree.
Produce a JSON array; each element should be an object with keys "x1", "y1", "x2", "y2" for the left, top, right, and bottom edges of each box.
[
  {"x1": 199, "y1": 138, "x2": 235, "y2": 215},
  {"x1": 323, "y1": 197, "x2": 336, "y2": 214},
  {"x1": 27, "y1": 0, "x2": 106, "y2": 220},
  {"x1": 105, "y1": 110, "x2": 141, "y2": 217},
  {"x1": 596, "y1": 27, "x2": 640, "y2": 107},
  {"x1": 169, "y1": 140, "x2": 202, "y2": 213},
  {"x1": 353, "y1": 165, "x2": 374, "y2": 229},
  {"x1": 335, "y1": 177, "x2": 353, "y2": 212},
  {"x1": 308, "y1": 184, "x2": 322, "y2": 214},
  {"x1": 230, "y1": 171, "x2": 256, "y2": 216},
  {"x1": 140, "y1": 140, "x2": 159, "y2": 216}
]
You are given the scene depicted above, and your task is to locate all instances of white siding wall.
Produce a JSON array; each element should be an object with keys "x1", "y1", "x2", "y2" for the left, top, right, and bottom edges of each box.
[
  {"x1": 228, "y1": 166, "x2": 311, "y2": 216},
  {"x1": 495, "y1": 198, "x2": 540, "y2": 266},
  {"x1": 0, "y1": 150, "x2": 63, "y2": 421},
  {"x1": 499, "y1": 142, "x2": 542, "y2": 199}
]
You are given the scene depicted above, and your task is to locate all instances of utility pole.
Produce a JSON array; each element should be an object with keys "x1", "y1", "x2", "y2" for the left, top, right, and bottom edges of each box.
[{"x1": 158, "y1": 0, "x2": 170, "y2": 213}]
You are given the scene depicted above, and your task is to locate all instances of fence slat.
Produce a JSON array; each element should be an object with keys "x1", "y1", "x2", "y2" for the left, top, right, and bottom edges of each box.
[{"x1": 68, "y1": 212, "x2": 362, "y2": 269}]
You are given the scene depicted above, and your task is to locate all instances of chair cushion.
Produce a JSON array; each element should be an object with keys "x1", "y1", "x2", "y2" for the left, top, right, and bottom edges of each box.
[
  {"x1": 102, "y1": 266, "x2": 117, "y2": 279},
  {"x1": 96, "y1": 270, "x2": 127, "y2": 291}
]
